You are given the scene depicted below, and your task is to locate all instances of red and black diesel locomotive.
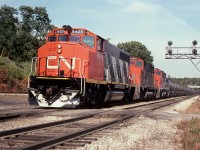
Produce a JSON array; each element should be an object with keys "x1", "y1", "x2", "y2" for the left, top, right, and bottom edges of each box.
[{"x1": 28, "y1": 25, "x2": 194, "y2": 108}]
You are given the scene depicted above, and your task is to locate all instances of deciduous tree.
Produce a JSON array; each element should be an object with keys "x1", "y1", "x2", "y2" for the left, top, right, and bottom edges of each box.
[
  {"x1": 117, "y1": 41, "x2": 154, "y2": 65},
  {"x1": 0, "y1": 5, "x2": 18, "y2": 57}
]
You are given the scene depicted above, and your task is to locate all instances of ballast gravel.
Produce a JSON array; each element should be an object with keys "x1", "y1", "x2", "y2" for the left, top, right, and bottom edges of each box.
[
  {"x1": 0, "y1": 116, "x2": 69, "y2": 131},
  {"x1": 77, "y1": 96, "x2": 200, "y2": 150},
  {"x1": 77, "y1": 116, "x2": 177, "y2": 150}
]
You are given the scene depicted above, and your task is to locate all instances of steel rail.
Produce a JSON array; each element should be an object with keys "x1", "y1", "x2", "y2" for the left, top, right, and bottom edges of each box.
[
  {"x1": 0, "y1": 114, "x2": 96, "y2": 137},
  {"x1": 123, "y1": 96, "x2": 192, "y2": 110},
  {"x1": 21, "y1": 115, "x2": 133, "y2": 150},
  {"x1": 19, "y1": 96, "x2": 194, "y2": 149},
  {"x1": 0, "y1": 108, "x2": 64, "y2": 122}
]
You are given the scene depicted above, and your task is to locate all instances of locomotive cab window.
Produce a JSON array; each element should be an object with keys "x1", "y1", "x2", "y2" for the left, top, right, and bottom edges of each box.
[
  {"x1": 69, "y1": 35, "x2": 81, "y2": 42},
  {"x1": 156, "y1": 71, "x2": 161, "y2": 75},
  {"x1": 48, "y1": 36, "x2": 56, "y2": 42},
  {"x1": 83, "y1": 36, "x2": 94, "y2": 48},
  {"x1": 58, "y1": 35, "x2": 68, "y2": 41},
  {"x1": 98, "y1": 38, "x2": 104, "y2": 51},
  {"x1": 136, "y1": 61, "x2": 143, "y2": 67},
  {"x1": 130, "y1": 61, "x2": 135, "y2": 66}
]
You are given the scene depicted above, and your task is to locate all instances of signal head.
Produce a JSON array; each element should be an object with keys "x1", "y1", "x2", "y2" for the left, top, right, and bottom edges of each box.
[
  {"x1": 167, "y1": 49, "x2": 172, "y2": 55},
  {"x1": 192, "y1": 40, "x2": 198, "y2": 46},
  {"x1": 192, "y1": 49, "x2": 197, "y2": 55},
  {"x1": 168, "y1": 41, "x2": 173, "y2": 46}
]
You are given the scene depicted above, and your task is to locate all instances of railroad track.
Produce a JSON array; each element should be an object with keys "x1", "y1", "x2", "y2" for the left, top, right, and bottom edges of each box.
[
  {"x1": 0, "y1": 95, "x2": 193, "y2": 149},
  {"x1": 0, "y1": 108, "x2": 66, "y2": 122},
  {"x1": 0, "y1": 95, "x2": 192, "y2": 122}
]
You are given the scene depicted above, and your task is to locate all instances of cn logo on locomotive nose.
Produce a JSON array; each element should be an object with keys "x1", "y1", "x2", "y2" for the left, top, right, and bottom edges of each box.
[{"x1": 47, "y1": 56, "x2": 76, "y2": 70}]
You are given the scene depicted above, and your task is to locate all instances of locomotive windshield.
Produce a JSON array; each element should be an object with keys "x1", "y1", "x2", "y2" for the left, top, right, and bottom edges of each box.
[
  {"x1": 155, "y1": 71, "x2": 161, "y2": 75},
  {"x1": 48, "y1": 35, "x2": 81, "y2": 42},
  {"x1": 58, "y1": 35, "x2": 81, "y2": 42},
  {"x1": 69, "y1": 36, "x2": 81, "y2": 42},
  {"x1": 136, "y1": 61, "x2": 143, "y2": 67},
  {"x1": 83, "y1": 36, "x2": 95, "y2": 48},
  {"x1": 58, "y1": 35, "x2": 67, "y2": 41},
  {"x1": 48, "y1": 36, "x2": 56, "y2": 42}
]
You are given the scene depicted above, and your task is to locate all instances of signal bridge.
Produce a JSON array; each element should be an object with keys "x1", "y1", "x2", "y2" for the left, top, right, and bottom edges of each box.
[
  {"x1": 165, "y1": 40, "x2": 200, "y2": 72},
  {"x1": 165, "y1": 47, "x2": 200, "y2": 59}
]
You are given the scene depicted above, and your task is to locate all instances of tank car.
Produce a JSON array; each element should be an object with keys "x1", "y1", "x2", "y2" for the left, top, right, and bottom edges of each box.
[
  {"x1": 168, "y1": 80, "x2": 195, "y2": 96},
  {"x1": 28, "y1": 25, "x2": 130, "y2": 108}
]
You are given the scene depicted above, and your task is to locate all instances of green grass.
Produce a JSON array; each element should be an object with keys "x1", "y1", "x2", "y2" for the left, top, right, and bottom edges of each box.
[{"x1": 0, "y1": 56, "x2": 30, "y2": 92}]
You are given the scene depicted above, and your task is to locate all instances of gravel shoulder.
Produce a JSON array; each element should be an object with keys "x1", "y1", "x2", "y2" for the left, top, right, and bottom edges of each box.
[{"x1": 78, "y1": 96, "x2": 200, "y2": 150}]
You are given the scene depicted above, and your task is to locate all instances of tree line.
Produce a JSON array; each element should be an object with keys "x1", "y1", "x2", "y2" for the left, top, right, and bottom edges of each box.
[
  {"x1": 0, "y1": 5, "x2": 54, "y2": 62},
  {"x1": 170, "y1": 77, "x2": 200, "y2": 87},
  {"x1": 0, "y1": 5, "x2": 154, "y2": 64}
]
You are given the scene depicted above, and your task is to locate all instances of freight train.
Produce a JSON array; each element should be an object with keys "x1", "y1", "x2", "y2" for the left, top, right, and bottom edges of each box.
[{"x1": 28, "y1": 25, "x2": 195, "y2": 108}]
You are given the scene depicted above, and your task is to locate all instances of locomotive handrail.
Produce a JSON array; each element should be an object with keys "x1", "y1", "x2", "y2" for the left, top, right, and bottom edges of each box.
[
  {"x1": 74, "y1": 58, "x2": 81, "y2": 76},
  {"x1": 82, "y1": 60, "x2": 90, "y2": 96},
  {"x1": 28, "y1": 57, "x2": 38, "y2": 88},
  {"x1": 74, "y1": 58, "x2": 83, "y2": 94}
]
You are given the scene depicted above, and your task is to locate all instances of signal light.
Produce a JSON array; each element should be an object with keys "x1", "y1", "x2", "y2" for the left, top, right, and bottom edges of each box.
[
  {"x1": 192, "y1": 49, "x2": 197, "y2": 55},
  {"x1": 168, "y1": 49, "x2": 172, "y2": 55},
  {"x1": 168, "y1": 41, "x2": 173, "y2": 46},
  {"x1": 192, "y1": 40, "x2": 198, "y2": 46}
]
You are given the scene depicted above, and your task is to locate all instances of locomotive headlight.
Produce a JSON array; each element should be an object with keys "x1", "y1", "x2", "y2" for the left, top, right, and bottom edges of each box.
[
  {"x1": 58, "y1": 44, "x2": 62, "y2": 49},
  {"x1": 57, "y1": 49, "x2": 62, "y2": 54}
]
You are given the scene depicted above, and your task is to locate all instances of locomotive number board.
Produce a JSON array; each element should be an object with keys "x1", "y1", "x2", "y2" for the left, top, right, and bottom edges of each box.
[{"x1": 56, "y1": 29, "x2": 84, "y2": 34}]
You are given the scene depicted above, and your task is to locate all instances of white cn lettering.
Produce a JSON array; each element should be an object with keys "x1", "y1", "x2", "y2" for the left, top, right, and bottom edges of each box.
[{"x1": 47, "y1": 56, "x2": 75, "y2": 70}]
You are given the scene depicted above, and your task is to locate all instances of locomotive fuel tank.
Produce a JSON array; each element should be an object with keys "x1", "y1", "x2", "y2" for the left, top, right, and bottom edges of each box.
[{"x1": 104, "y1": 90, "x2": 124, "y2": 102}]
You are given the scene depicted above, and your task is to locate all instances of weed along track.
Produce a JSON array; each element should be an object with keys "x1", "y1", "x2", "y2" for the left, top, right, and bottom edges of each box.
[{"x1": 0, "y1": 96, "x2": 192, "y2": 149}]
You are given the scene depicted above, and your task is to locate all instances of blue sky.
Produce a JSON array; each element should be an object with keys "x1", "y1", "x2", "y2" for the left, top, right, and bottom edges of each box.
[{"x1": 1, "y1": 0, "x2": 200, "y2": 78}]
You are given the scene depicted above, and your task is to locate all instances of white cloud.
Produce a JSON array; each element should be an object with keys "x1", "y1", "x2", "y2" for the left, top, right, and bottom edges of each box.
[
  {"x1": 122, "y1": 1, "x2": 159, "y2": 13},
  {"x1": 119, "y1": 1, "x2": 191, "y2": 29}
]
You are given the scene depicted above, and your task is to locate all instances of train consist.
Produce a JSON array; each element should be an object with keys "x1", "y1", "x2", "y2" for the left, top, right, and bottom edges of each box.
[{"x1": 28, "y1": 25, "x2": 195, "y2": 108}]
